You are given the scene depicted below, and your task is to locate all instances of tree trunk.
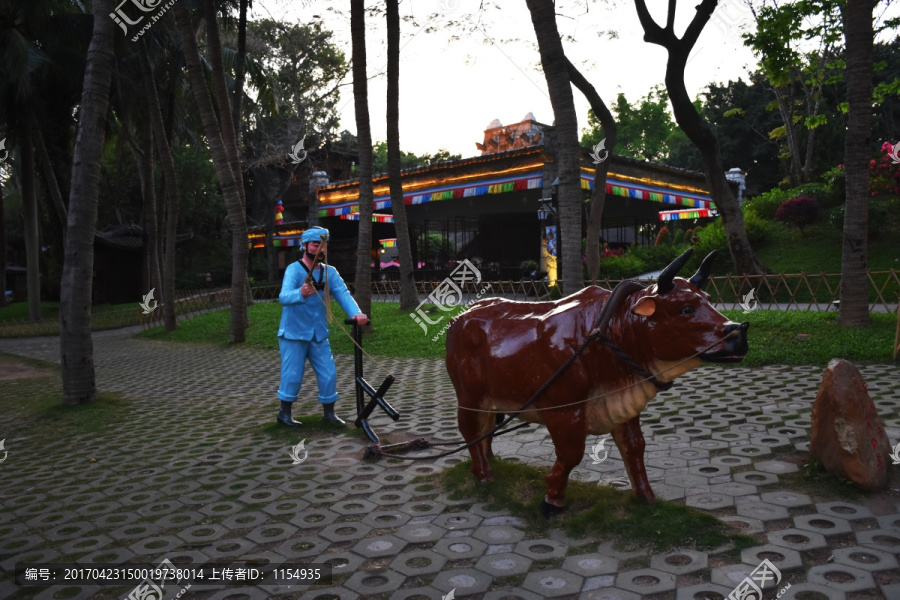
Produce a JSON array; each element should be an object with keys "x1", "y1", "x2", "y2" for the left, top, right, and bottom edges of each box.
[
  {"x1": 30, "y1": 112, "x2": 68, "y2": 229},
  {"x1": 385, "y1": 0, "x2": 418, "y2": 309},
  {"x1": 175, "y1": 1, "x2": 249, "y2": 342},
  {"x1": 231, "y1": 0, "x2": 249, "y2": 138},
  {"x1": 19, "y1": 117, "x2": 42, "y2": 320},
  {"x1": 139, "y1": 39, "x2": 180, "y2": 332},
  {"x1": 634, "y1": 0, "x2": 767, "y2": 276},
  {"x1": 838, "y1": 0, "x2": 874, "y2": 327},
  {"x1": 567, "y1": 60, "x2": 616, "y2": 283},
  {"x1": 773, "y1": 85, "x2": 803, "y2": 186},
  {"x1": 59, "y1": 0, "x2": 116, "y2": 405},
  {"x1": 0, "y1": 181, "x2": 7, "y2": 307},
  {"x1": 352, "y1": 0, "x2": 373, "y2": 325},
  {"x1": 134, "y1": 118, "x2": 163, "y2": 297},
  {"x1": 527, "y1": 0, "x2": 584, "y2": 294}
]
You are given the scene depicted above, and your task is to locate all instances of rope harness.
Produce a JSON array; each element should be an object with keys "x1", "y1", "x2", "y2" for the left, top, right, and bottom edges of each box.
[{"x1": 308, "y1": 275, "x2": 738, "y2": 461}]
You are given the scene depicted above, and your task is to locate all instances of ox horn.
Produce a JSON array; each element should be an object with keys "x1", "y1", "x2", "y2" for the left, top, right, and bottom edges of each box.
[
  {"x1": 656, "y1": 248, "x2": 694, "y2": 294},
  {"x1": 689, "y1": 250, "x2": 718, "y2": 288}
]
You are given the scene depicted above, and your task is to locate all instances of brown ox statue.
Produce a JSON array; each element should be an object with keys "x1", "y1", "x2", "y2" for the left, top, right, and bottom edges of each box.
[{"x1": 445, "y1": 248, "x2": 748, "y2": 518}]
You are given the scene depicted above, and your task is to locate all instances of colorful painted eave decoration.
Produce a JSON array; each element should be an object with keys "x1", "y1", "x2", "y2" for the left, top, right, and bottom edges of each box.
[
  {"x1": 317, "y1": 171, "x2": 544, "y2": 217},
  {"x1": 581, "y1": 173, "x2": 716, "y2": 211},
  {"x1": 659, "y1": 208, "x2": 714, "y2": 221},
  {"x1": 249, "y1": 234, "x2": 303, "y2": 249},
  {"x1": 340, "y1": 213, "x2": 395, "y2": 223},
  {"x1": 380, "y1": 238, "x2": 397, "y2": 248}
]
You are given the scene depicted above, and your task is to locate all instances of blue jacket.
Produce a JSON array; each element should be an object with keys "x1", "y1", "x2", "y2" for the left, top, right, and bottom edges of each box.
[{"x1": 277, "y1": 261, "x2": 361, "y2": 341}]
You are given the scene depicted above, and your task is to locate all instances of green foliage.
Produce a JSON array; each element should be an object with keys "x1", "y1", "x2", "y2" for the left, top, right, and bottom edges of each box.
[
  {"x1": 743, "y1": 188, "x2": 794, "y2": 220},
  {"x1": 371, "y1": 142, "x2": 462, "y2": 175},
  {"x1": 582, "y1": 86, "x2": 677, "y2": 162},
  {"x1": 597, "y1": 244, "x2": 691, "y2": 279},
  {"x1": 672, "y1": 229, "x2": 685, "y2": 245},
  {"x1": 597, "y1": 253, "x2": 648, "y2": 279},
  {"x1": 437, "y1": 459, "x2": 755, "y2": 552},
  {"x1": 691, "y1": 211, "x2": 769, "y2": 272},
  {"x1": 829, "y1": 199, "x2": 894, "y2": 238},
  {"x1": 417, "y1": 232, "x2": 455, "y2": 263}
]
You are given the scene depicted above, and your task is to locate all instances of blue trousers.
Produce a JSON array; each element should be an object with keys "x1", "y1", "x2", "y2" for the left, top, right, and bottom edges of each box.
[{"x1": 277, "y1": 338, "x2": 339, "y2": 404}]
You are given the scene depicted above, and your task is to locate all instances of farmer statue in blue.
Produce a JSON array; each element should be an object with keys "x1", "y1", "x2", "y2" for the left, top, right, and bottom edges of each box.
[{"x1": 276, "y1": 226, "x2": 368, "y2": 426}]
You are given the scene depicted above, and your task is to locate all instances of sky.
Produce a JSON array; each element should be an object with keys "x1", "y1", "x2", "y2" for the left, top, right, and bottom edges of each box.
[{"x1": 248, "y1": 0, "x2": 762, "y2": 158}]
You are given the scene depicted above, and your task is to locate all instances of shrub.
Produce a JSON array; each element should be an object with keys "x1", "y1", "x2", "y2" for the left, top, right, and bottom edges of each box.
[
  {"x1": 829, "y1": 199, "x2": 893, "y2": 238},
  {"x1": 690, "y1": 210, "x2": 768, "y2": 273},
  {"x1": 598, "y1": 253, "x2": 647, "y2": 279},
  {"x1": 655, "y1": 226, "x2": 672, "y2": 246},
  {"x1": 743, "y1": 188, "x2": 793, "y2": 220},
  {"x1": 791, "y1": 182, "x2": 840, "y2": 209},
  {"x1": 775, "y1": 197, "x2": 822, "y2": 233},
  {"x1": 672, "y1": 229, "x2": 685, "y2": 245}
]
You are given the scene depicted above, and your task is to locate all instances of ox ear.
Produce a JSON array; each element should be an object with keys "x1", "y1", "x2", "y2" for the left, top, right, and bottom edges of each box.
[{"x1": 633, "y1": 296, "x2": 657, "y2": 317}]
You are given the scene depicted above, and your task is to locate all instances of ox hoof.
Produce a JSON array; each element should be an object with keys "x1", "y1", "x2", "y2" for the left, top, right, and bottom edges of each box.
[{"x1": 540, "y1": 499, "x2": 566, "y2": 519}]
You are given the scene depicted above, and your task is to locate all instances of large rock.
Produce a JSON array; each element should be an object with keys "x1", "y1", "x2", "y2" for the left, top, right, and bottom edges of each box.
[{"x1": 809, "y1": 358, "x2": 891, "y2": 490}]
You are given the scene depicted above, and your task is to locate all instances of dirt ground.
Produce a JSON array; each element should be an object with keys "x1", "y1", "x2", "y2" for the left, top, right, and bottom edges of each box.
[{"x1": 0, "y1": 356, "x2": 54, "y2": 380}]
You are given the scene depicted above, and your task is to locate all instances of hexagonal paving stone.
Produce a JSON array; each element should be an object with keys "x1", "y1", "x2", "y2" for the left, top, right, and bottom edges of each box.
[
  {"x1": 315, "y1": 551, "x2": 364, "y2": 577},
  {"x1": 722, "y1": 515, "x2": 766, "y2": 535},
  {"x1": 737, "y1": 501, "x2": 790, "y2": 522},
  {"x1": 806, "y1": 564, "x2": 876, "y2": 592},
  {"x1": 793, "y1": 513, "x2": 852, "y2": 537},
  {"x1": 128, "y1": 535, "x2": 182, "y2": 556},
  {"x1": 753, "y1": 459, "x2": 799, "y2": 474},
  {"x1": 352, "y1": 534, "x2": 408, "y2": 558},
  {"x1": 710, "y1": 564, "x2": 761, "y2": 590},
  {"x1": 649, "y1": 549, "x2": 707, "y2": 575},
  {"x1": 390, "y1": 550, "x2": 449, "y2": 576},
  {"x1": 482, "y1": 589, "x2": 544, "y2": 600},
  {"x1": 732, "y1": 471, "x2": 780, "y2": 486},
  {"x1": 343, "y1": 569, "x2": 406, "y2": 596},
  {"x1": 301, "y1": 488, "x2": 348, "y2": 505},
  {"x1": 760, "y1": 490, "x2": 812, "y2": 508},
  {"x1": 685, "y1": 492, "x2": 734, "y2": 510},
  {"x1": 710, "y1": 455, "x2": 752, "y2": 469},
  {"x1": 202, "y1": 538, "x2": 257, "y2": 560},
  {"x1": 513, "y1": 538, "x2": 567, "y2": 560},
  {"x1": 368, "y1": 490, "x2": 413, "y2": 506},
  {"x1": 767, "y1": 528, "x2": 828, "y2": 551},
  {"x1": 433, "y1": 512, "x2": 483, "y2": 530},
  {"x1": 615, "y1": 568, "x2": 676, "y2": 595},
  {"x1": 176, "y1": 524, "x2": 228, "y2": 544},
  {"x1": 432, "y1": 536, "x2": 488, "y2": 560},
  {"x1": 399, "y1": 499, "x2": 446, "y2": 517},
  {"x1": 817, "y1": 501, "x2": 875, "y2": 521},
  {"x1": 687, "y1": 464, "x2": 729, "y2": 478},
  {"x1": 831, "y1": 546, "x2": 899, "y2": 572},
  {"x1": 729, "y1": 444, "x2": 771, "y2": 458},
  {"x1": 562, "y1": 553, "x2": 619, "y2": 576},
  {"x1": 360, "y1": 510, "x2": 411, "y2": 529},
  {"x1": 472, "y1": 525, "x2": 525, "y2": 545},
  {"x1": 741, "y1": 544, "x2": 803, "y2": 572},
  {"x1": 338, "y1": 480, "x2": 383, "y2": 495},
  {"x1": 709, "y1": 481, "x2": 758, "y2": 497},
  {"x1": 394, "y1": 522, "x2": 447, "y2": 543},
  {"x1": 389, "y1": 587, "x2": 444, "y2": 600},
  {"x1": 855, "y1": 528, "x2": 900, "y2": 552},
  {"x1": 876, "y1": 514, "x2": 900, "y2": 532},
  {"x1": 578, "y1": 587, "x2": 641, "y2": 600},
  {"x1": 518, "y1": 569, "x2": 583, "y2": 597},
  {"x1": 430, "y1": 568, "x2": 493, "y2": 596},
  {"x1": 777, "y1": 582, "x2": 844, "y2": 600},
  {"x1": 246, "y1": 523, "x2": 298, "y2": 544},
  {"x1": 330, "y1": 498, "x2": 378, "y2": 516},
  {"x1": 290, "y1": 508, "x2": 338, "y2": 529},
  {"x1": 475, "y1": 552, "x2": 533, "y2": 577},
  {"x1": 675, "y1": 582, "x2": 734, "y2": 600}
]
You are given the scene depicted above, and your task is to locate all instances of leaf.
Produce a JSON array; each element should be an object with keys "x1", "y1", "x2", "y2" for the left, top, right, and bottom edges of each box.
[{"x1": 723, "y1": 108, "x2": 746, "y2": 118}]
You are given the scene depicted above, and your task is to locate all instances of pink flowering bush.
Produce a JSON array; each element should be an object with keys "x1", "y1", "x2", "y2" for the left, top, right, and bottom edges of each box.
[{"x1": 869, "y1": 142, "x2": 900, "y2": 197}]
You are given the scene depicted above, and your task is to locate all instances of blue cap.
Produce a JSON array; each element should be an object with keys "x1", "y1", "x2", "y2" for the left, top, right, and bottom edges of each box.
[{"x1": 301, "y1": 227, "x2": 329, "y2": 244}]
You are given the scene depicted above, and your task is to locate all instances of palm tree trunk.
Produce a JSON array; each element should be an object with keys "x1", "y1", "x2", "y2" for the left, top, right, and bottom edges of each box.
[
  {"x1": 634, "y1": 0, "x2": 767, "y2": 276},
  {"x1": 385, "y1": 0, "x2": 418, "y2": 309},
  {"x1": 0, "y1": 181, "x2": 7, "y2": 308},
  {"x1": 175, "y1": 1, "x2": 249, "y2": 343},
  {"x1": 352, "y1": 0, "x2": 374, "y2": 324},
  {"x1": 139, "y1": 39, "x2": 180, "y2": 332},
  {"x1": 30, "y1": 112, "x2": 68, "y2": 230},
  {"x1": 19, "y1": 118, "x2": 42, "y2": 320},
  {"x1": 527, "y1": 0, "x2": 584, "y2": 294},
  {"x1": 838, "y1": 0, "x2": 874, "y2": 327},
  {"x1": 134, "y1": 118, "x2": 163, "y2": 296},
  {"x1": 567, "y1": 60, "x2": 616, "y2": 283},
  {"x1": 59, "y1": 0, "x2": 116, "y2": 406},
  {"x1": 231, "y1": 0, "x2": 249, "y2": 138}
]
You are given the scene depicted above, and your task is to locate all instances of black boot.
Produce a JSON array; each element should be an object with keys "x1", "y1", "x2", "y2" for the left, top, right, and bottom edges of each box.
[
  {"x1": 277, "y1": 401, "x2": 302, "y2": 427},
  {"x1": 322, "y1": 402, "x2": 345, "y2": 424}
]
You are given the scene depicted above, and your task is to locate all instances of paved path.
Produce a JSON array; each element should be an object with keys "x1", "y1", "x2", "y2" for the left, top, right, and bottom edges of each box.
[{"x1": 1, "y1": 328, "x2": 899, "y2": 599}]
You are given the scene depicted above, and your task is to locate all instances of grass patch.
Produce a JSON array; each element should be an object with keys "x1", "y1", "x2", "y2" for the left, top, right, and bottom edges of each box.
[
  {"x1": 437, "y1": 458, "x2": 756, "y2": 553},
  {"x1": 32, "y1": 391, "x2": 131, "y2": 435},
  {"x1": 138, "y1": 301, "x2": 445, "y2": 359},
  {"x1": 139, "y1": 302, "x2": 897, "y2": 367},
  {"x1": 777, "y1": 458, "x2": 870, "y2": 501},
  {"x1": 720, "y1": 309, "x2": 897, "y2": 366},
  {"x1": 257, "y1": 414, "x2": 370, "y2": 441}
]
